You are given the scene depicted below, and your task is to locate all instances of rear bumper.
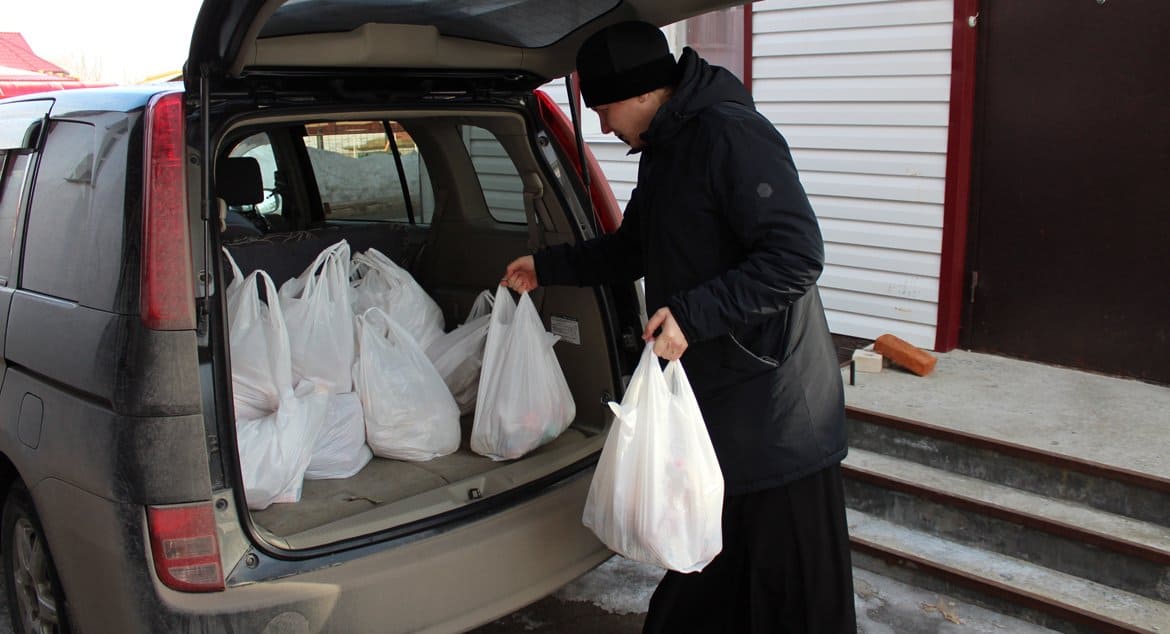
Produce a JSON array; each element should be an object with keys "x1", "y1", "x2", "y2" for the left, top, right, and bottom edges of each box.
[{"x1": 36, "y1": 471, "x2": 610, "y2": 633}]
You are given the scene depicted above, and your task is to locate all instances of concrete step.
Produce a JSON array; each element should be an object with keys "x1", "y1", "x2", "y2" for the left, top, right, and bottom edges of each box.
[
  {"x1": 846, "y1": 407, "x2": 1170, "y2": 527},
  {"x1": 843, "y1": 448, "x2": 1170, "y2": 602},
  {"x1": 848, "y1": 509, "x2": 1170, "y2": 633}
]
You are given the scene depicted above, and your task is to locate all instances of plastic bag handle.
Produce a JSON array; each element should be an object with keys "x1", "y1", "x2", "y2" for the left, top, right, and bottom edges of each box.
[
  {"x1": 236, "y1": 268, "x2": 286, "y2": 332},
  {"x1": 299, "y1": 240, "x2": 350, "y2": 299},
  {"x1": 466, "y1": 289, "x2": 496, "y2": 322},
  {"x1": 610, "y1": 343, "x2": 658, "y2": 418},
  {"x1": 221, "y1": 247, "x2": 244, "y2": 284},
  {"x1": 662, "y1": 359, "x2": 689, "y2": 397},
  {"x1": 353, "y1": 248, "x2": 407, "y2": 287},
  {"x1": 254, "y1": 270, "x2": 284, "y2": 328},
  {"x1": 356, "y1": 306, "x2": 398, "y2": 345}
]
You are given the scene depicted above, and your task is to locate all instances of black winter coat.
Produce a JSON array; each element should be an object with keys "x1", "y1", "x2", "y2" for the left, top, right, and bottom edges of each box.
[{"x1": 535, "y1": 49, "x2": 846, "y2": 495}]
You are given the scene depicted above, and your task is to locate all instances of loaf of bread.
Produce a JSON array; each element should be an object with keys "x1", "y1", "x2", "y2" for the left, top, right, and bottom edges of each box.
[{"x1": 873, "y1": 334, "x2": 937, "y2": 377}]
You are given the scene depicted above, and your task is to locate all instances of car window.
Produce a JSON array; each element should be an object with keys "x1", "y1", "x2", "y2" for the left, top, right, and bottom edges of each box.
[
  {"x1": 21, "y1": 121, "x2": 96, "y2": 301},
  {"x1": 462, "y1": 125, "x2": 525, "y2": 224},
  {"x1": 302, "y1": 121, "x2": 434, "y2": 223},
  {"x1": 0, "y1": 150, "x2": 32, "y2": 285}
]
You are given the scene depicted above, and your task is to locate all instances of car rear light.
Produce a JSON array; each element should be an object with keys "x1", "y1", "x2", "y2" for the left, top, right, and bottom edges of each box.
[
  {"x1": 141, "y1": 91, "x2": 196, "y2": 330},
  {"x1": 147, "y1": 502, "x2": 225, "y2": 592},
  {"x1": 534, "y1": 89, "x2": 623, "y2": 234}
]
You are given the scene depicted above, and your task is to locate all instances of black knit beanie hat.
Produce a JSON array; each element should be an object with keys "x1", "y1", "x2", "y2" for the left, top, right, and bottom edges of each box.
[{"x1": 576, "y1": 21, "x2": 679, "y2": 108}]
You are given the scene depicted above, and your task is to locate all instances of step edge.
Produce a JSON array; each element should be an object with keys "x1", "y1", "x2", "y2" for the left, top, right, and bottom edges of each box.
[
  {"x1": 847, "y1": 406, "x2": 1170, "y2": 494},
  {"x1": 843, "y1": 449, "x2": 1170, "y2": 564},
  {"x1": 848, "y1": 513, "x2": 1170, "y2": 633}
]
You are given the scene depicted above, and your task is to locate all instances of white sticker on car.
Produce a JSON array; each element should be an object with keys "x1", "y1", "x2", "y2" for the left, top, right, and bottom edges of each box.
[{"x1": 550, "y1": 315, "x2": 581, "y2": 345}]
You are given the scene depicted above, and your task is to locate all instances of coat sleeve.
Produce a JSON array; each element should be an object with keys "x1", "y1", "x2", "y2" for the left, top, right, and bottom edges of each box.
[
  {"x1": 668, "y1": 115, "x2": 825, "y2": 343},
  {"x1": 533, "y1": 188, "x2": 646, "y2": 287}
]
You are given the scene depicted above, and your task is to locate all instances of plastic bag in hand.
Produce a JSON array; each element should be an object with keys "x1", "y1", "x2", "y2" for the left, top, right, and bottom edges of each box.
[
  {"x1": 354, "y1": 307, "x2": 461, "y2": 461},
  {"x1": 471, "y1": 287, "x2": 575, "y2": 461},
  {"x1": 237, "y1": 380, "x2": 330, "y2": 510},
  {"x1": 582, "y1": 343, "x2": 724, "y2": 573},
  {"x1": 305, "y1": 392, "x2": 373, "y2": 480},
  {"x1": 351, "y1": 248, "x2": 445, "y2": 351},
  {"x1": 279, "y1": 240, "x2": 355, "y2": 394},
  {"x1": 223, "y1": 249, "x2": 290, "y2": 421},
  {"x1": 425, "y1": 289, "x2": 494, "y2": 415}
]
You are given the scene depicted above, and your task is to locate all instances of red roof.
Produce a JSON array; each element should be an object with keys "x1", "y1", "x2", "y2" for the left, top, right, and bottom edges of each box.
[
  {"x1": 0, "y1": 32, "x2": 69, "y2": 76},
  {"x1": 0, "y1": 34, "x2": 113, "y2": 98},
  {"x1": 0, "y1": 66, "x2": 111, "y2": 98}
]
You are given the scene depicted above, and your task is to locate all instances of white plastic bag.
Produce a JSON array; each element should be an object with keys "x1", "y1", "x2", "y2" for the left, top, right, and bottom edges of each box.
[
  {"x1": 354, "y1": 307, "x2": 461, "y2": 461},
  {"x1": 237, "y1": 380, "x2": 330, "y2": 510},
  {"x1": 279, "y1": 240, "x2": 355, "y2": 394},
  {"x1": 351, "y1": 248, "x2": 445, "y2": 350},
  {"x1": 223, "y1": 249, "x2": 330, "y2": 508},
  {"x1": 305, "y1": 392, "x2": 373, "y2": 480},
  {"x1": 425, "y1": 289, "x2": 494, "y2": 415},
  {"x1": 223, "y1": 252, "x2": 289, "y2": 421},
  {"x1": 471, "y1": 287, "x2": 575, "y2": 461},
  {"x1": 582, "y1": 343, "x2": 725, "y2": 573}
]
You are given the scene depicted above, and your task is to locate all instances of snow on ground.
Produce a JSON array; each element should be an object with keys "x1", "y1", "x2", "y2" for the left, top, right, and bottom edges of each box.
[{"x1": 550, "y1": 556, "x2": 1060, "y2": 633}]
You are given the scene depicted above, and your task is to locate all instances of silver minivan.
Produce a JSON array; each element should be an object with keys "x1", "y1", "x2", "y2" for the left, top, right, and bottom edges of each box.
[{"x1": 0, "y1": 1, "x2": 737, "y2": 632}]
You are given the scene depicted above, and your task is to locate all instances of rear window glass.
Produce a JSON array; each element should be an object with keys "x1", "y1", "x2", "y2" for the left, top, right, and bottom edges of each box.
[
  {"x1": 261, "y1": 0, "x2": 617, "y2": 48},
  {"x1": 21, "y1": 121, "x2": 95, "y2": 301},
  {"x1": 462, "y1": 125, "x2": 525, "y2": 224},
  {"x1": 302, "y1": 121, "x2": 434, "y2": 223},
  {"x1": 0, "y1": 151, "x2": 31, "y2": 284}
]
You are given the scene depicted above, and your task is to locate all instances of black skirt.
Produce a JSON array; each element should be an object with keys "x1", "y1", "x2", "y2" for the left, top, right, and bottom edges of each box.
[{"x1": 642, "y1": 463, "x2": 856, "y2": 634}]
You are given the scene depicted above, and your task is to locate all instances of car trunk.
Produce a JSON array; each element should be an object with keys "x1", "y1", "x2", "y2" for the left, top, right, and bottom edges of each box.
[{"x1": 206, "y1": 100, "x2": 635, "y2": 549}]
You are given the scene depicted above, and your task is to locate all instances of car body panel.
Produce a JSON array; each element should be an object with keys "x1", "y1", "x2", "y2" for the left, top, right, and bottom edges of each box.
[{"x1": 35, "y1": 469, "x2": 608, "y2": 633}]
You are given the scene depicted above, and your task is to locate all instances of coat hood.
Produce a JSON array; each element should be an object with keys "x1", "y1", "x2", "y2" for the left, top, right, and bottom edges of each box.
[{"x1": 643, "y1": 47, "x2": 754, "y2": 146}]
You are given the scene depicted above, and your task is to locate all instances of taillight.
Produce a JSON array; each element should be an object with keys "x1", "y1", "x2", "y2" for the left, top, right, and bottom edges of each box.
[
  {"x1": 147, "y1": 503, "x2": 225, "y2": 592},
  {"x1": 141, "y1": 90, "x2": 195, "y2": 330}
]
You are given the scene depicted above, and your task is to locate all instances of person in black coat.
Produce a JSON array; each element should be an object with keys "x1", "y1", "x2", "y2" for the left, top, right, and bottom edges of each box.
[{"x1": 503, "y1": 20, "x2": 856, "y2": 633}]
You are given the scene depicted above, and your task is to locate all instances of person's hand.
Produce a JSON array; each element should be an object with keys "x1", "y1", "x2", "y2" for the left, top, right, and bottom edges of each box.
[
  {"x1": 644, "y1": 307, "x2": 688, "y2": 361},
  {"x1": 502, "y1": 255, "x2": 539, "y2": 293}
]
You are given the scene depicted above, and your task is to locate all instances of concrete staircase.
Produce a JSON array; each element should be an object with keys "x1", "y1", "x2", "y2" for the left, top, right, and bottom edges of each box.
[{"x1": 842, "y1": 407, "x2": 1170, "y2": 633}]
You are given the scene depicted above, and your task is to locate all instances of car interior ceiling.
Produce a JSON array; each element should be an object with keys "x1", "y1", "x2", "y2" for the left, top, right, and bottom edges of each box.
[{"x1": 212, "y1": 108, "x2": 617, "y2": 547}]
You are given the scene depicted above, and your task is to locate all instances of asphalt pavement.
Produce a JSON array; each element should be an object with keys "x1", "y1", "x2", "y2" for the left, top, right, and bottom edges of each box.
[
  {"x1": 472, "y1": 556, "x2": 1058, "y2": 633},
  {"x1": 0, "y1": 556, "x2": 1059, "y2": 633}
]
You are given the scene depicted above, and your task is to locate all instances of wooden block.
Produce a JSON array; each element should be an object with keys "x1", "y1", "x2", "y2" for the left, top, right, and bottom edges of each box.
[
  {"x1": 852, "y1": 349, "x2": 883, "y2": 373},
  {"x1": 873, "y1": 334, "x2": 937, "y2": 377}
]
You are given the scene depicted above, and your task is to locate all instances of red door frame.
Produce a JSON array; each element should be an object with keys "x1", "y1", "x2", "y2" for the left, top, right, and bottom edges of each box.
[
  {"x1": 934, "y1": 0, "x2": 980, "y2": 351},
  {"x1": 743, "y1": 3, "x2": 753, "y2": 94}
]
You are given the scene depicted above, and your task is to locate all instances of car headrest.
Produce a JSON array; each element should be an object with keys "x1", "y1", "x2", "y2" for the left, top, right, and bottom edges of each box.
[{"x1": 216, "y1": 157, "x2": 264, "y2": 206}]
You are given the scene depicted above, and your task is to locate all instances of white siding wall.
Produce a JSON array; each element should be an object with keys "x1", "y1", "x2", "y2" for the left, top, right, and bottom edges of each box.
[
  {"x1": 754, "y1": 0, "x2": 952, "y2": 348},
  {"x1": 540, "y1": 3, "x2": 951, "y2": 348},
  {"x1": 462, "y1": 126, "x2": 526, "y2": 223}
]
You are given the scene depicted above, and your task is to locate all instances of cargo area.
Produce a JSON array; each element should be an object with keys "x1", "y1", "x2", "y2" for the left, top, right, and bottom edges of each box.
[{"x1": 210, "y1": 106, "x2": 632, "y2": 549}]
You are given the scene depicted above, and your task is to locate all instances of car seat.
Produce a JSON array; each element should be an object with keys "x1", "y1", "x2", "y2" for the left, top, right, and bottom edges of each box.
[{"x1": 216, "y1": 156, "x2": 269, "y2": 240}]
